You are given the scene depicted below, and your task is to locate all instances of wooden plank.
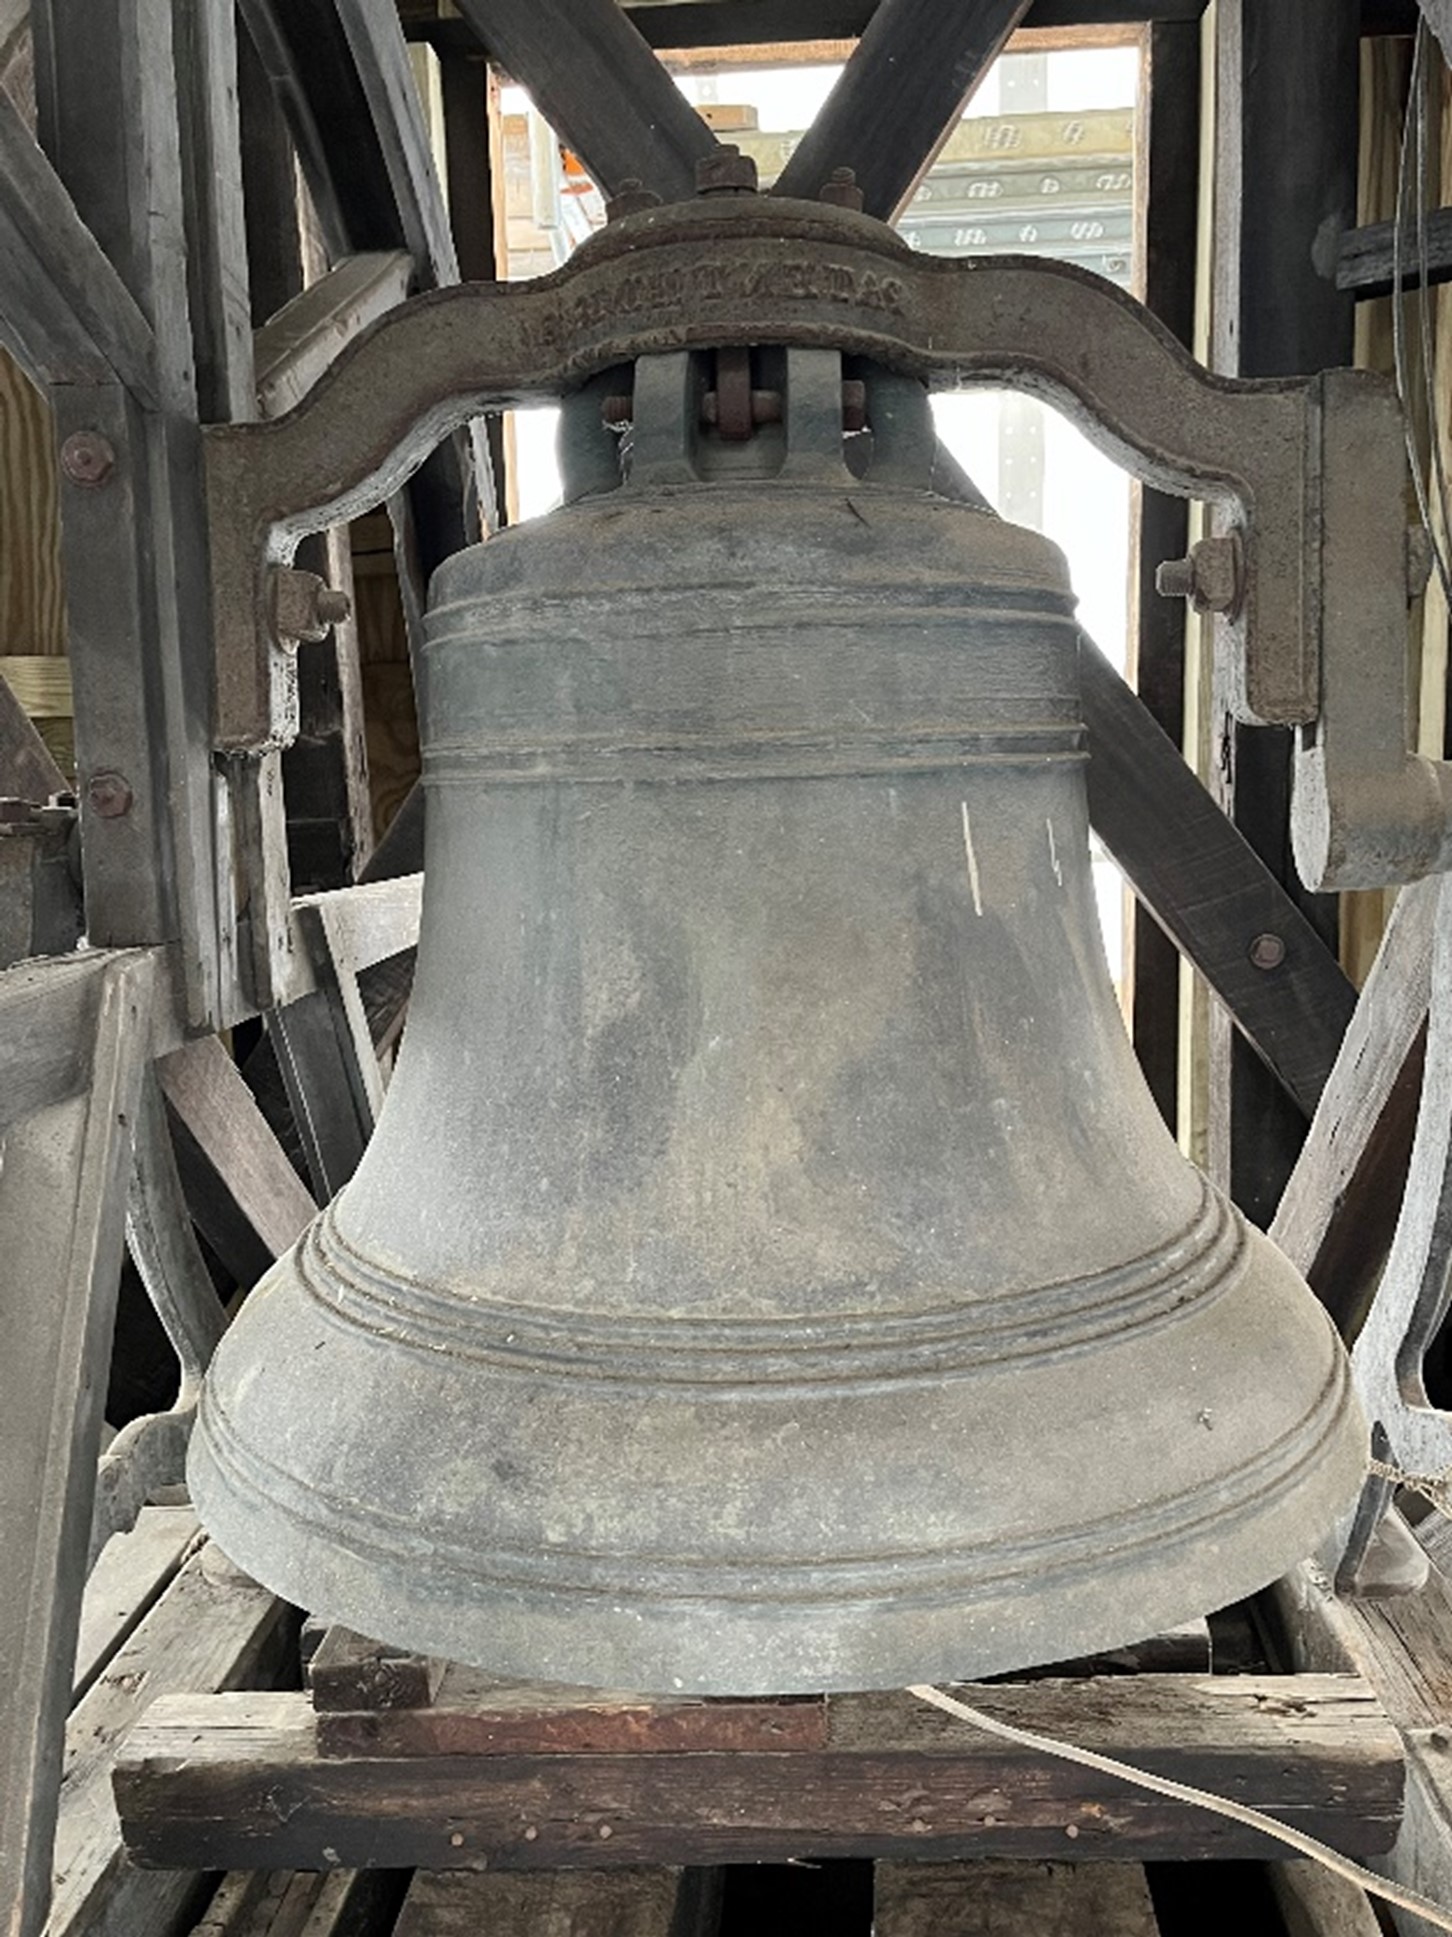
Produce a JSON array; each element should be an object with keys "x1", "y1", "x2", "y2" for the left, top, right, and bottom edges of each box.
[
  {"x1": 46, "y1": 1542, "x2": 291, "y2": 1937},
  {"x1": 872, "y1": 1860, "x2": 1160, "y2": 1936},
  {"x1": 114, "y1": 1675, "x2": 1403, "y2": 1872},
  {"x1": 1082, "y1": 638, "x2": 1358, "y2": 1118},
  {"x1": 449, "y1": 0, "x2": 719, "y2": 205},
  {"x1": 1270, "y1": 876, "x2": 1438, "y2": 1334},
  {"x1": 254, "y1": 253, "x2": 413, "y2": 418},
  {"x1": 316, "y1": 1668, "x2": 829, "y2": 1759},
  {"x1": 773, "y1": 0, "x2": 1032, "y2": 220},
  {"x1": 71, "y1": 1506, "x2": 200, "y2": 1703},
  {"x1": 0, "y1": 955, "x2": 152, "y2": 1937},
  {"x1": 156, "y1": 1034, "x2": 317, "y2": 1260},
  {"x1": 394, "y1": 1870, "x2": 694, "y2": 1937}
]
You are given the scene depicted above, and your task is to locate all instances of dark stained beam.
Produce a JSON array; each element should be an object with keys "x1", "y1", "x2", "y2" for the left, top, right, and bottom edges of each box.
[
  {"x1": 1338, "y1": 206, "x2": 1452, "y2": 300},
  {"x1": 448, "y1": 0, "x2": 720, "y2": 204},
  {"x1": 1082, "y1": 638, "x2": 1357, "y2": 1121},
  {"x1": 773, "y1": 0, "x2": 1032, "y2": 218},
  {"x1": 1208, "y1": 0, "x2": 1358, "y2": 1227},
  {"x1": 1127, "y1": 19, "x2": 1199, "y2": 1130}
]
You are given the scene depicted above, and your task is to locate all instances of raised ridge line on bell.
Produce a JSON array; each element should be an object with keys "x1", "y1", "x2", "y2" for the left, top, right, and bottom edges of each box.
[
  {"x1": 192, "y1": 1347, "x2": 1353, "y2": 1608},
  {"x1": 293, "y1": 1182, "x2": 1246, "y2": 1388}
]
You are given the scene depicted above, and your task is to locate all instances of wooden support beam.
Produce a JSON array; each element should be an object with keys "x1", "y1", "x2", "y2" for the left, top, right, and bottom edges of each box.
[
  {"x1": 1128, "y1": 19, "x2": 1200, "y2": 1130},
  {"x1": 32, "y1": 0, "x2": 229, "y2": 1027},
  {"x1": 773, "y1": 0, "x2": 1033, "y2": 219},
  {"x1": 448, "y1": 0, "x2": 720, "y2": 205},
  {"x1": 1207, "y1": 0, "x2": 1359, "y2": 1227},
  {"x1": 1271, "y1": 877, "x2": 1438, "y2": 1333},
  {"x1": 114, "y1": 1675, "x2": 1402, "y2": 1873},
  {"x1": 0, "y1": 669, "x2": 66, "y2": 803},
  {"x1": 1338, "y1": 205, "x2": 1452, "y2": 300},
  {"x1": 0, "y1": 954, "x2": 153, "y2": 1937},
  {"x1": 0, "y1": 90, "x2": 157, "y2": 402},
  {"x1": 873, "y1": 1861, "x2": 1160, "y2": 1937},
  {"x1": 1082, "y1": 639, "x2": 1357, "y2": 1119},
  {"x1": 155, "y1": 1034, "x2": 317, "y2": 1261},
  {"x1": 254, "y1": 251, "x2": 414, "y2": 417},
  {"x1": 395, "y1": 1869, "x2": 710, "y2": 1937}
]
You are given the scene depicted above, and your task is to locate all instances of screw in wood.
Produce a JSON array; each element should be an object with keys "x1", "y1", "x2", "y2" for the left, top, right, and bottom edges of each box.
[{"x1": 1248, "y1": 932, "x2": 1286, "y2": 970}]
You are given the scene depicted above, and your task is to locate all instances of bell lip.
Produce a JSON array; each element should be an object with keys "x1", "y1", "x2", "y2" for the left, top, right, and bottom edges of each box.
[{"x1": 188, "y1": 1327, "x2": 1367, "y2": 1696}]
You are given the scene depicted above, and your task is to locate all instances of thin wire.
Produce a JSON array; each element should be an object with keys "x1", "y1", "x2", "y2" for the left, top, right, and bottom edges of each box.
[
  {"x1": 1394, "y1": 21, "x2": 1452, "y2": 607},
  {"x1": 910, "y1": 1683, "x2": 1452, "y2": 1932}
]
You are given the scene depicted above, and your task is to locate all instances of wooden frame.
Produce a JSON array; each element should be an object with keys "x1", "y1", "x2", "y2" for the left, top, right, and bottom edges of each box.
[{"x1": 1, "y1": 4, "x2": 1451, "y2": 1935}]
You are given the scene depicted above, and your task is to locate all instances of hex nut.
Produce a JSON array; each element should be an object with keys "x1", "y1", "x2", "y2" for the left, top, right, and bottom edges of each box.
[
  {"x1": 695, "y1": 145, "x2": 758, "y2": 196},
  {"x1": 1155, "y1": 533, "x2": 1244, "y2": 616},
  {"x1": 60, "y1": 430, "x2": 116, "y2": 486},
  {"x1": 271, "y1": 566, "x2": 349, "y2": 644},
  {"x1": 820, "y1": 167, "x2": 864, "y2": 212},
  {"x1": 605, "y1": 178, "x2": 662, "y2": 222}
]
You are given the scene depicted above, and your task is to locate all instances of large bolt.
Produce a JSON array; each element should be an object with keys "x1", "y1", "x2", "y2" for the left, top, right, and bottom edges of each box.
[
  {"x1": 695, "y1": 144, "x2": 758, "y2": 196},
  {"x1": 605, "y1": 177, "x2": 662, "y2": 222},
  {"x1": 1155, "y1": 532, "x2": 1244, "y2": 617},
  {"x1": 271, "y1": 566, "x2": 351, "y2": 645},
  {"x1": 819, "y1": 167, "x2": 864, "y2": 212},
  {"x1": 60, "y1": 430, "x2": 116, "y2": 486},
  {"x1": 86, "y1": 770, "x2": 133, "y2": 819}
]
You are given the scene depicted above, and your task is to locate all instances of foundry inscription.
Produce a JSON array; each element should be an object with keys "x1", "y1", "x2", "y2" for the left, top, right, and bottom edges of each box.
[{"x1": 543, "y1": 255, "x2": 906, "y2": 347}]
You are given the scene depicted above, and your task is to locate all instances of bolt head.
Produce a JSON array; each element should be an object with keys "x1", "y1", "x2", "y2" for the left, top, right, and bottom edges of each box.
[
  {"x1": 86, "y1": 770, "x2": 133, "y2": 819},
  {"x1": 820, "y1": 167, "x2": 864, "y2": 212},
  {"x1": 315, "y1": 587, "x2": 352, "y2": 628},
  {"x1": 1248, "y1": 932, "x2": 1286, "y2": 971},
  {"x1": 695, "y1": 144, "x2": 758, "y2": 196},
  {"x1": 60, "y1": 430, "x2": 116, "y2": 486}
]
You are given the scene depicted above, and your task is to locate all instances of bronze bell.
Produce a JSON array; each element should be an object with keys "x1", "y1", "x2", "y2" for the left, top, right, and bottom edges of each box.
[{"x1": 190, "y1": 347, "x2": 1365, "y2": 1694}]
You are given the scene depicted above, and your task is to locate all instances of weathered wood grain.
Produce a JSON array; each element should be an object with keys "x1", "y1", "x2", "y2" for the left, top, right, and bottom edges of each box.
[
  {"x1": 114, "y1": 1675, "x2": 1403, "y2": 1874},
  {"x1": 872, "y1": 1860, "x2": 1160, "y2": 1936},
  {"x1": 1271, "y1": 876, "x2": 1438, "y2": 1332},
  {"x1": 71, "y1": 1506, "x2": 200, "y2": 1704},
  {"x1": 394, "y1": 1869, "x2": 699, "y2": 1937},
  {"x1": 254, "y1": 253, "x2": 412, "y2": 419},
  {"x1": 0, "y1": 955, "x2": 155, "y2": 1937},
  {"x1": 156, "y1": 1033, "x2": 316, "y2": 1261},
  {"x1": 47, "y1": 1544, "x2": 290, "y2": 1937},
  {"x1": 316, "y1": 1667, "x2": 829, "y2": 1759}
]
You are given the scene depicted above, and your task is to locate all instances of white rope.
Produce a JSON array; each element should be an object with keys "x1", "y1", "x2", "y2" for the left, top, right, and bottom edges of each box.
[{"x1": 908, "y1": 1681, "x2": 1452, "y2": 1933}]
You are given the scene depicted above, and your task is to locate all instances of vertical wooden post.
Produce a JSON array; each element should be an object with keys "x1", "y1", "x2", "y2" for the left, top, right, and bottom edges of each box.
[
  {"x1": 1208, "y1": 0, "x2": 1358, "y2": 1224},
  {"x1": 1129, "y1": 21, "x2": 1200, "y2": 1131}
]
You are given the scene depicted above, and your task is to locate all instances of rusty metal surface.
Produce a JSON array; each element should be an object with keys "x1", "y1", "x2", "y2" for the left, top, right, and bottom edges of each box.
[{"x1": 210, "y1": 194, "x2": 1325, "y2": 752}]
